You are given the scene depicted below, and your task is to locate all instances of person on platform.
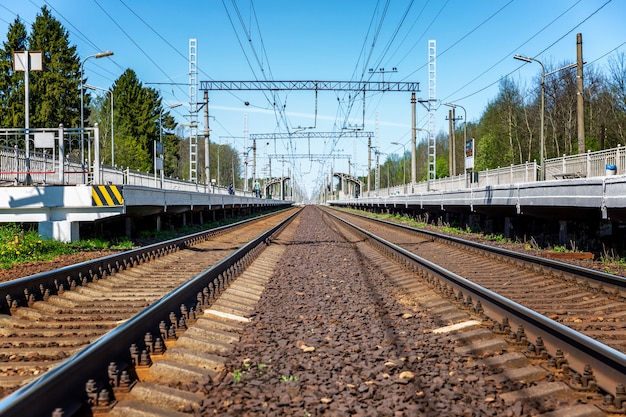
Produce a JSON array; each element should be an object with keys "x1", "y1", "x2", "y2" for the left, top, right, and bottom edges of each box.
[{"x1": 253, "y1": 180, "x2": 261, "y2": 198}]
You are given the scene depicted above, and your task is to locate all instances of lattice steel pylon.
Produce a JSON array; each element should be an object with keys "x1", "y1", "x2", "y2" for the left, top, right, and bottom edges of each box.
[
  {"x1": 189, "y1": 38, "x2": 198, "y2": 183},
  {"x1": 427, "y1": 40, "x2": 437, "y2": 185}
]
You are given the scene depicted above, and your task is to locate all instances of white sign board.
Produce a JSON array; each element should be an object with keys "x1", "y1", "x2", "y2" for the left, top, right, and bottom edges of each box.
[
  {"x1": 465, "y1": 138, "x2": 475, "y2": 170},
  {"x1": 34, "y1": 132, "x2": 55, "y2": 148},
  {"x1": 13, "y1": 51, "x2": 43, "y2": 72}
]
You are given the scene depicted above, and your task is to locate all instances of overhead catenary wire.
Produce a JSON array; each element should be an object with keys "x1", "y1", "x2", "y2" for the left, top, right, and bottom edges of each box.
[
  {"x1": 445, "y1": 0, "x2": 613, "y2": 105},
  {"x1": 92, "y1": 0, "x2": 187, "y2": 98}
]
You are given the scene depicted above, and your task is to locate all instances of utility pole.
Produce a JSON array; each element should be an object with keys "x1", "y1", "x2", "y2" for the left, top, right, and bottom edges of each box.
[
  {"x1": 204, "y1": 90, "x2": 210, "y2": 185},
  {"x1": 447, "y1": 108, "x2": 462, "y2": 176},
  {"x1": 448, "y1": 109, "x2": 455, "y2": 177},
  {"x1": 367, "y1": 136, "x2": 371, "y2": 192},
  {"x1": 576, "y1": 33, "x2": 585, "y2": 153},
  {"x1": 411, "y1": 92, "x2": 416, "y2": 185}
]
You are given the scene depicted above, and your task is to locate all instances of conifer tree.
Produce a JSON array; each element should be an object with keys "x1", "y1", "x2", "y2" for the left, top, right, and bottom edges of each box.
[
  {"x1": 112, "y1": 69, "x2": 161, "y2": 172},
  {"x1": 0, "y1": 17, "x2": 27, "y2": 128},
  {"x1": 28, "y1": 5, "x2": 80, "y2": 129}
]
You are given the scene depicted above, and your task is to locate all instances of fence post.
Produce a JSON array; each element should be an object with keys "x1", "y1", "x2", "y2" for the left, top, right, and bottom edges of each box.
[
  {"x1": 58, "y1": 124, "x2": 65, "y2": 184},
  {"x1": 586, "y1": 150, "x2": 591, "y2": 177},
  {"x1": 13, "y1": 145, "x2": 19, "y2": 185},
  {"x1": 93, "y1": 124, "x2": 100, "y2": 185}
]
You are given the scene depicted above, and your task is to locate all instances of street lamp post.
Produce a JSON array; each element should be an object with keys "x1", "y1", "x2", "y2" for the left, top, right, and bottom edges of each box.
[
  {"x1": 80, "y1": 51, "x2": 113, "y2": 181},
  {"x1": 514, "y1": 55, "x2": 578, "y2": 181},
  {"x1": 160, "y1": 103, "x2": 182, "y2": 142},
  {"x1": 391, "y1": 141, "x2": 406, "y2": 188},
  {"x1": 514, "y1": 54, "x2": 545, "y2": 181},
  {"x1": 84, "y1": 84, "x2": 114, "y2": 166}
]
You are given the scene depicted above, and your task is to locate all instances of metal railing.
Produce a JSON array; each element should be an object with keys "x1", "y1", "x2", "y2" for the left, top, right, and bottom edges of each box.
[
  {"x1": 3, "y1": 125, "x2": 623, "y2": 198},
  {"x1": 358, "y1": 146, "x2": 625, "y2": 198},
  {"x1": 362, "y1": 162, "x2": 540, "y2": 197},
  {"x1": 0, "y1": 145, "x2": 260, "y2": 197},
  {"x1": 544, "y1": 146, "x2": 625, "y2": 179}
]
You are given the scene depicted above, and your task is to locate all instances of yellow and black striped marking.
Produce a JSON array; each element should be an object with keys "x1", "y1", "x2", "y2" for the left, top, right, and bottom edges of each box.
[{"x1": 92, "y1": 185, "x2": 124, "y2": 206}]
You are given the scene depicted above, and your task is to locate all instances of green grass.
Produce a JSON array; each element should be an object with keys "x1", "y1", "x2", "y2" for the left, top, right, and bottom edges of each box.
[
  {"x1": 0, "y1": 224, "x2": 133, "y2": 270},
  {"x1": 0, "y1": 209, "x2": 280, "y2": 270}
]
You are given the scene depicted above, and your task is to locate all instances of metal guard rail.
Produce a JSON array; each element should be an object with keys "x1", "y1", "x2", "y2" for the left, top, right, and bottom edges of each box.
[
  {"x1": 326, "y1": 209, "x2": 626, "y2": 399},
  {"x1": 0, "y1": 207, "x2": 300, "y2": 416}
]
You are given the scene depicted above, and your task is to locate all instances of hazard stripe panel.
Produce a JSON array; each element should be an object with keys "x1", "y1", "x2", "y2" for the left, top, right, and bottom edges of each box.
[{"x1": 92, "y1": 185, "x2": 124, "y2": 206}]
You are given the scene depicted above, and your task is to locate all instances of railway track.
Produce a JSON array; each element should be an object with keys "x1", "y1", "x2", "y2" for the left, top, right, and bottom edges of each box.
[
  {"x1": 0, "y1": 207, "x2": 299, "y2": 415},
  {"x1": 326, "y1": 207, "x2": 626, "y2": 412},
  {"x1": 1, "y1": 205, "x2": 625, "y2": 415}
]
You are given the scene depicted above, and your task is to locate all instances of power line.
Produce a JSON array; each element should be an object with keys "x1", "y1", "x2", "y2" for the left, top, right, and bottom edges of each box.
[
  {"x1": 118, "y1": 0, "x2": 188, "y2": 63},
  {"x1": 92, "y1": 0, "x2": 184, "y2": 96},
  {"x1": 446, "y1": 0, "x2": 612, "y2": 104}
]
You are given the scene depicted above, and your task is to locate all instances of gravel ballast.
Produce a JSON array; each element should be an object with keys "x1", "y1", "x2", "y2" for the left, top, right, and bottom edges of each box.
[{"x1": 183, "y1": 206, "x2": 597, "y2": 416}]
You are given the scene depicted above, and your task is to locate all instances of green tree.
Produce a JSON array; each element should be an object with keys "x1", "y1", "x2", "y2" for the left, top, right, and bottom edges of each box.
[
  {"x1": 476, "y1": 78, "x2": 524, "y2": 167},
  {"x1": 112, "y1": 69, "x2": 161, "y2": 172},
  {"x1": 0, "y1": 17, "x2": 27, "y2": 128},
  {"x1": 209, "y1": 143, "x2": 239, "y2": 187},
  {"x1": 161, "y1": 112, "x2": 180, "y2": 176},
  {"x1": 474, "y1": 132, "x2": 500, "y2": 171},
  {"x1": 28, "y1": 5, "x2": 80, "y2": 128}
]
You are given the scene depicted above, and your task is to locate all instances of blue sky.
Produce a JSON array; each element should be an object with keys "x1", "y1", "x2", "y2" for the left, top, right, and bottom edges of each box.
[{"x1": 1, "y1": 0, "x2": 625, "y2": 197}]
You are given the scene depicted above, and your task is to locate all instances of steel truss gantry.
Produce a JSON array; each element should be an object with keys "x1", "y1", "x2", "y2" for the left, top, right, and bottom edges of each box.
[
  {"x1": 250, "y1": 131, "x2": 374, "y2": 141},
  {"x1": 331, "y1": 172, "x2": 363, "y2": 200},
  {"x1": 199, "y1": 81, "x2": 419, "y2": 92},
  {"x1": 264, "y1": 176, "x2": 291, "y2": 200},
  {"x1": 268, "y1": 154, "x2": 351, "y2": 159}
]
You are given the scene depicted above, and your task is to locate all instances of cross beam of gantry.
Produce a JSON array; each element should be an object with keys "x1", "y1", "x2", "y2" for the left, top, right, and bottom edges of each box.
[
  {"x1": 268, "y1": 154, "x2": 351, "y2": 159},
  {"x1": 199, "y1": 80, "x2": 419, "y2": 92},
  {"x1": 250, "y1": 131, "x2": 374, "y2": 140}
]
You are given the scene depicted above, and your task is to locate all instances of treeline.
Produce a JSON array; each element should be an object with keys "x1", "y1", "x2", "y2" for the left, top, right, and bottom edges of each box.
[
  {"x1": 372, "y1": 51, "x2": 626, "y2": 187},
  {"x1": 2, "y1": 7, "x2": 626, "y2": 190},
  {"x1": 0, "y1": 6, "x2": 240, "y2": 185}
]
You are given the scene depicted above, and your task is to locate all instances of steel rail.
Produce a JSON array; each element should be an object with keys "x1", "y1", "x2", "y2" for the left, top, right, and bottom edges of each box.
[
  {"x1": 0, "y1": 208, "x2": 292, "y2": 314},
  {"x1": 336, "y1": 208, "x2": 626, "y2": 293},
  {"x1": 326, "y1": 209, "x2": 626, "y2": 400},
  {"x1": 0, "y1": 207, "x2": 300, "y2": 416}
]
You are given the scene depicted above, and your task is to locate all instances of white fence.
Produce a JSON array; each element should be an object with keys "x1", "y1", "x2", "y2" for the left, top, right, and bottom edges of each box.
[
  {"x1": 0, "y1": 126, "x2": 263, "y2": 197},
  {"x1": 359, "y1": 146, "x2": 625, "y2": 198},
  {"x1": 363, "y1": 162, "x2": 540, "y2": 197},
  {"x1": 544, "y1": 146, "x2": 625, "y2": 179},
  {"x1": 3, "y1": 125, "x2": 624, "y2": 199},
  {"x1": 0, "y1": 145, "x2": 256, "y2": 197}
]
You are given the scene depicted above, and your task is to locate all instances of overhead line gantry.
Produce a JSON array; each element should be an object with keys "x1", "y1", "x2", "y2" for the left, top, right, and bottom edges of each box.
[
  {"x1": 250, "y1": 131, "x2": 374, "y2": 140},
  {"x1": 199, "y1": 80, "x2": 419, "y2": 92},
  {"x1": 199, "y1": 80, "x2": 421, "y2": 192}
]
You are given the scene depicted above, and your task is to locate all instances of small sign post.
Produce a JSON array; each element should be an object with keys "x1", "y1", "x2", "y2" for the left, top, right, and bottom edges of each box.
[
  {"x1": 13, "y1": 51, "x2": 43, "y2": 184},
  {"x1": 465, "y1": 138, "x2": 475, "y2": 186}
]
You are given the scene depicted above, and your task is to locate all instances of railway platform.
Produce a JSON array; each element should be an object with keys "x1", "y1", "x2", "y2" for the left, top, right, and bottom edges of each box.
[
  {"x1": 0, "y1": 184, "x2": 289, "y2": 242},
  {"x1": 330, "y1": 175, "x2": 626, "y2": 221}
]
